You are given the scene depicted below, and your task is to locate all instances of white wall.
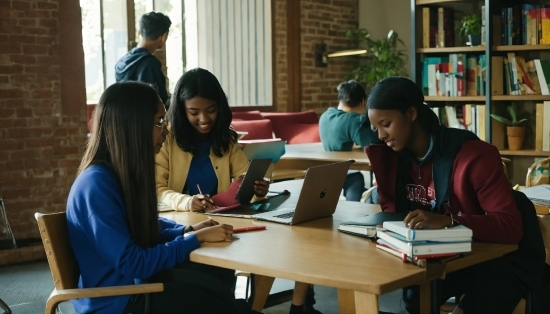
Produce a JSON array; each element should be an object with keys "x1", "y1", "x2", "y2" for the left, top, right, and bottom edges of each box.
[{"x1": 358, "y1": 0, "x2": 412, "y2": 76}]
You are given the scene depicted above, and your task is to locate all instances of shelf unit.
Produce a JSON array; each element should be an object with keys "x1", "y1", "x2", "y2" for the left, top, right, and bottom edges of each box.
[{"x1": 410, "y1": 0, "x2": 550, "y2": 164}]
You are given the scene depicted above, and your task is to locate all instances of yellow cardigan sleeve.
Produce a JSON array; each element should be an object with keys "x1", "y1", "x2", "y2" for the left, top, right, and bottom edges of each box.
[{"x1": 155, "y1": 134, "x2": 193, "y2": 211}]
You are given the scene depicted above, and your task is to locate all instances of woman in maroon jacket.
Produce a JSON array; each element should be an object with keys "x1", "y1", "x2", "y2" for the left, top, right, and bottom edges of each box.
[{"x1": 365, "y1": 77, "x2": 544, "y2": 313}]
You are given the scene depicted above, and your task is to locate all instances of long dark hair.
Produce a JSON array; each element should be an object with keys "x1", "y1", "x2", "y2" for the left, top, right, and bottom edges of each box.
[
  {"x1": 367, "y1": 76, "x2": 441, "y2": 134},
  {"x1": 78, "y1": 81, "x2": 160, "y2": 248},
  {"x1": 167, "y1": 68, "x2": 236, "y2": 157}
]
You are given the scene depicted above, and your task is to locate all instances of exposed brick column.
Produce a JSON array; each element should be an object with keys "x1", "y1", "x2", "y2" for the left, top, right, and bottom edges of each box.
[{"x1": 0, "y1": 0, "x2": 86, "y2": 263}]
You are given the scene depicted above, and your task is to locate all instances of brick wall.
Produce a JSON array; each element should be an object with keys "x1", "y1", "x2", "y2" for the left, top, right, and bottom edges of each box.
[
  {"x1": 0, "y1": 0, "x2": 87, "y2": 260},
  {"x1": 274, "y1": 0, "x2": 359, "y2": 113},
  {"x1": 273, "y1": 0, "x2": 289, "y2": 112}
]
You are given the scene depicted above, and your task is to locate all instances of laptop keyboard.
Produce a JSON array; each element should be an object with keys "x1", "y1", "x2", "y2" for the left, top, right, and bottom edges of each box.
[{"x1": 273, "y1": 212, "x2": 294, "y2": 219}]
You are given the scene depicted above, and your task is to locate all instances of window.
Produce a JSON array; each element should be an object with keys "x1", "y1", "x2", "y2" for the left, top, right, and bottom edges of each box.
[
  {"x1": 185, "y1": 0, "x2": 273, "y2": 107},
  {"x1": 81, "y1": 0, "x2": 272, "y2": 107}
]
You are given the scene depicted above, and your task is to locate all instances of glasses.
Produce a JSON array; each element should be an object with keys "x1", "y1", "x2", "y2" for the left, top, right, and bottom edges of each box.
[{"x1": 155, "y1": 118, "x2": 167, "y2": 130}]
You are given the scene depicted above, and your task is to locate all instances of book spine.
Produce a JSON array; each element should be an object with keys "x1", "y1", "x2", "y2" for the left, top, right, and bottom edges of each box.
[
  {"x1": 543, "y1": 101, "x2": 550, "y2": 152},
  {"x1": 526, "y1": 60, "x2": 542, "y2": 95},
  {"x1": 535, "y1": 59, "x2": 550, "y2": 95},
  {"x1": 535, "y1": 103, "x2": 544, "y2": 151}
]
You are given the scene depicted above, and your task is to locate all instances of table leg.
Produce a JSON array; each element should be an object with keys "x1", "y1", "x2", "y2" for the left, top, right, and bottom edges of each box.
[
  {"x1": 419, "y1": 281, "x2": 432, "y2": 314},
  {"x1": 337, "y1": 289, "x2": 355, "y2": 313},
  {"x1": 251, "y1": 275, "x2": 275, "y2": 312},
  {"x1": 338, "y1": 289, "x2": 380, "y2": 314},
  {"x1": 353, "y1": 291, "x2": 378, "y2": 314}
]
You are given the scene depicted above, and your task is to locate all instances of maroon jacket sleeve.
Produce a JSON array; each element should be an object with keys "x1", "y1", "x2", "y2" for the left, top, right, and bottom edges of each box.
[{"x1": 449, "y1": 141, "x2": 522, "y2": 243}]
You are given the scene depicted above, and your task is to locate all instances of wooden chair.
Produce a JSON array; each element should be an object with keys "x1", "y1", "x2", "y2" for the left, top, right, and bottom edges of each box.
[{"x1": 35, "y1": 212, "x2": 163, "y2": 314}]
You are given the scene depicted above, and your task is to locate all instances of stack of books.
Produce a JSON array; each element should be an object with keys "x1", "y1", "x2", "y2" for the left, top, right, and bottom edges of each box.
[{"x1": 376, "y1": 221, "x2": 473, "y2": 265}]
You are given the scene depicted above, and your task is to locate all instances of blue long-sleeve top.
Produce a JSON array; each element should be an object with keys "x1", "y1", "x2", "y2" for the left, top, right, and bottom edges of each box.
[{"x1": 66, "y1": 164, "x2": 200, "y2": 313}]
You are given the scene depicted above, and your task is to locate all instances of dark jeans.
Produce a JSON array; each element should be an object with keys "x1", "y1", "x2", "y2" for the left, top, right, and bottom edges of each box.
[
  {"x1": 402, "y1": 256, "x2": 526, "y2": 314},
  {"x1": 343, "y1": 172, "x2": 365, "y2": 202},
  {"x1": 123, "y1": 262, "x2": 251, "y2": 314}
]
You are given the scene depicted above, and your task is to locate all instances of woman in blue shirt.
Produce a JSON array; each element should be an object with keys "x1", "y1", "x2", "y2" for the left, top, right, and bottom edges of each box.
[{"x1": 66, "y1": 81, "x2": 247, "y2": 313}]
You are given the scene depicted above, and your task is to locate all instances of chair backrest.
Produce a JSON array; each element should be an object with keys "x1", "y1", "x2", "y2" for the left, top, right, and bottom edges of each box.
[
  {"x1": 525, "y1": 157, "x2": 550, "y2": 187},
  {"x1": 231, "y1": 110, "x2": 264, "y2": 120},
  {"x1": 35, "y1": 212, "x2": 80, "y2": 290},
  {"x1": 231, "y1": 119, "x2": 275, "y2": 140}
]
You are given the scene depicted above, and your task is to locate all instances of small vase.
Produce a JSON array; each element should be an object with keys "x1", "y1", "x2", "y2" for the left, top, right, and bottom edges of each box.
[
  {"x1": 468, "y1": 34, "x2": 481, "y2": 46},
  {"x1": 506, "y1": 126, "x2": 525, "y2": 151}
]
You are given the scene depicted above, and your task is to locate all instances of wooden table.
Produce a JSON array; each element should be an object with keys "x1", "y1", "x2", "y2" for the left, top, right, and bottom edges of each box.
[
  {"x1": 160, "y1": 180, "x2": 517, "y2": 313},
  {"x1": 161, "y1": 180, "x2": 425, "y2": 313},
  {"x1": 276, "y1": 142, "x2": 371, "y2": 172}
]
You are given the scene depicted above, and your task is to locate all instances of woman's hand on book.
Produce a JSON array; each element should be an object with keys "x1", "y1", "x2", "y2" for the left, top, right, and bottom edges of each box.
[{"x1": 404, "y1": 210, "x2": 452, "y2": 229}]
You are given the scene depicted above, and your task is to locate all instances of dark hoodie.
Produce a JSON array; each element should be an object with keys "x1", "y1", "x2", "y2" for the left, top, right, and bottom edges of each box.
[{"x1": 115, "y1": 47, "x2": 168, "y2": 103}]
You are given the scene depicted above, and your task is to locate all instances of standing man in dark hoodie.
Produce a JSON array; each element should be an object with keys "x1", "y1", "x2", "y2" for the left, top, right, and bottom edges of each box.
[{"x1": 115, "y1": 12, "x2": 171, "y2": 105}]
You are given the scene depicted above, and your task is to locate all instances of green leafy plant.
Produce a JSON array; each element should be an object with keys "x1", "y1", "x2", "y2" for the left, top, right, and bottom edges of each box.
[
  {"x1": 490, "y1": 104, "x2": 528, "y2": 127},
  {"x1": 456, "y1": 13, "x2": 482, "y2": 39},
  {"x1": 345, "y1": 28, "x2": 408, "y2": 92}
]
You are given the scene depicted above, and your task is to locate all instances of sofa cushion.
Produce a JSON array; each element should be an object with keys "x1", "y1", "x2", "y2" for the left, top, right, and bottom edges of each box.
[
  {"x1": 260, "y1": 110, "x2": 318, "y2": 125},
  {"x1": 230, "y1": 119, "x2": 274, "y2": 140}
]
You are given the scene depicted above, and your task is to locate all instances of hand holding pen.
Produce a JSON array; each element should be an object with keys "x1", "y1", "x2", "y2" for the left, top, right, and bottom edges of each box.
[{"x1": 189, "y1": 184, "x2": 215, "y2": 212}]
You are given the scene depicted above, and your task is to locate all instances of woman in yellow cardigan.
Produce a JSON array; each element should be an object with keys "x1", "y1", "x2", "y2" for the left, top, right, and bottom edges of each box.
[
  {"x1": 156, "y1": 68, "x2": 321, "y2": 314},
  {"x1": 156, "y1": 68, "x2": 269, "y2": 212}
]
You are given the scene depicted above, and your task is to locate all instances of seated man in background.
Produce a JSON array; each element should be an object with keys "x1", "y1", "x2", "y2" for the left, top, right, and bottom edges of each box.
[
  {"x1": 115, "y1": 11, "x2": 171, "y2": 106},
  {"x1": 319, "y1": 80, "x2": 376, "y2": 201}
]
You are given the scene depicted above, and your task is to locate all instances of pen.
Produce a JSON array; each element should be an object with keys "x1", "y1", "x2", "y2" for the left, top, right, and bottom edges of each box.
[
  {"x1": 197, "y1": 184, "x2": 203, "y2": 195},
  {"x1": 233, "y1": 225, "x2": 267, "y2": 233}
]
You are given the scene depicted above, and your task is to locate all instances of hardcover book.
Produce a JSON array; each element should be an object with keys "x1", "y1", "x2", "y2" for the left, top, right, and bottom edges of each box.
[
  {"x1": 377, "y1": 231, "x2": 472, "y2": 256},
  {"x1": 337, "y1": 211, "x2": 407, "y2": 238},
  {"x1": 382, "y1": 221, "x2": 473, "y2": 242}
]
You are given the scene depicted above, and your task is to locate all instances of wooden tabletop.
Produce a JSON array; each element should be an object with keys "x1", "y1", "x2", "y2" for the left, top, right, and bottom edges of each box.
[{"x1": 276, "y1": 142, "x2": 371, "y2": 171}]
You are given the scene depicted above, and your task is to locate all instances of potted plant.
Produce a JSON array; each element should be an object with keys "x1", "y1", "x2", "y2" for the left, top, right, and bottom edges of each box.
[
  {"x1": 456, "y1": 12, "x2": 482, "y2": 46},
  {"x1": 490, "y1": 104, "x2": 528, "y2": 151},
  {"x1": 344, "y1": 28, "x2": 408, "y2": 92}
]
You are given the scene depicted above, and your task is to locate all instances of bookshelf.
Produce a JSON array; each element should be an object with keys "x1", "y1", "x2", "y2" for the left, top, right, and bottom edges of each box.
[{"x1": 410, "y1": 0, "x2": 550, "y2": 183}]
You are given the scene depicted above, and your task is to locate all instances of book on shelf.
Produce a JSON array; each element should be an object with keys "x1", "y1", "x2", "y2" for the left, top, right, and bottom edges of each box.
[
  {"x1": 535, "y1": 103, "x2": 544, "y2": 151},
  {"x1": 543, "y1": 101, "x2": 550, "y2": 151},
  {"x1": 437, "y1": 7, "x2": 454, "y2": 48},
  {"x1": 377, "y1": 231, "x2": 472, "y2": 256},
  {"x1": 515, "y1": 56, "x2": 536, "y2": 94},
  {"x1": 534, "y1": 59, "x2": 550, "y2": 95},
  {"x1": 422, "y1": 7, "x2": 437, "y2": 48},
  {"x1": 337, "y1": 211, "x2": 407, "y2": 238},
  {"x1": 541, "y1": 7, "x2": 550, "y2": 44},
  {"x1": 499, "y1": 5, "x2": 550, "y2": 45},
  {"x1": 526, "y1": 60, "x2": 542, "y2": 95},
  {"x1": 520, "y1": 185, "x2": 550, "y2": 206},
  {"x1": 382, "y1": 221, "x2": 473, "y2": 242}
]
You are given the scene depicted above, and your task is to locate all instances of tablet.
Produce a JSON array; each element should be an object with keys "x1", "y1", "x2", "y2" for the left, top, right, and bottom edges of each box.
[{"x1": 235, "y1": 158, "x2": 273, "y2": 204}]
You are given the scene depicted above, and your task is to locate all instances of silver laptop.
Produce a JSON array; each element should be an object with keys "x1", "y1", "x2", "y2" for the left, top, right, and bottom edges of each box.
[{"x1": 253, "y1": 160, "x2": 354, "y2": 225}]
